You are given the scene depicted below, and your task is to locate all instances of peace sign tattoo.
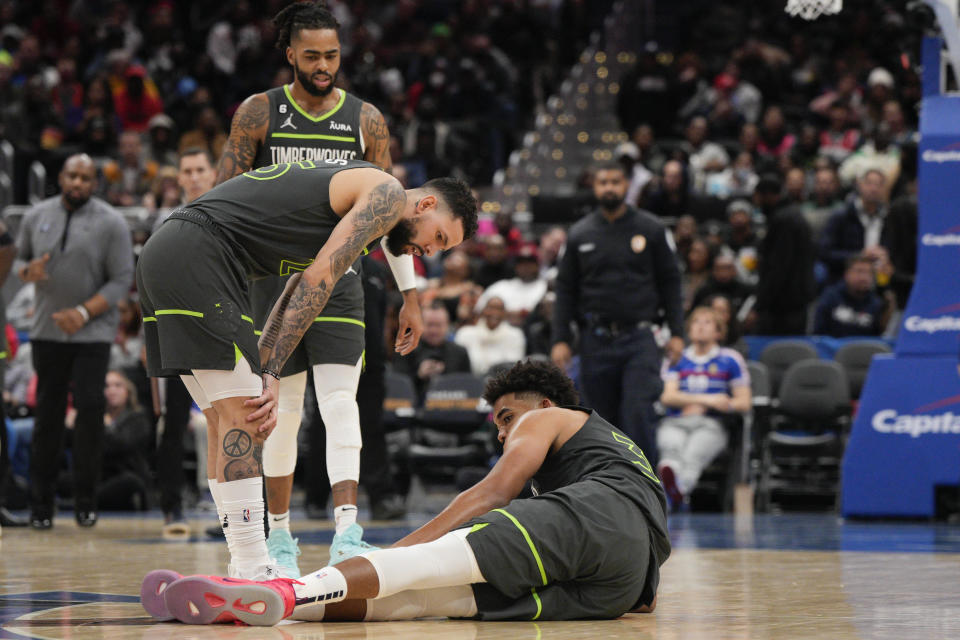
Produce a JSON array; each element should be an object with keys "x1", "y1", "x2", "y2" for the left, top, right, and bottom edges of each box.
[{"x1": 223, "y1": 429, "x2": 252, "y2": 458}]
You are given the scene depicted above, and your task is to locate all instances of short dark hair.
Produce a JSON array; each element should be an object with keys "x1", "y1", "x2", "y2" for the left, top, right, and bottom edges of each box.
[
  {"x1": 178, "y1": 146, "x2": 215, "y2": 167},
  {"x1": 274, "y1": 1, "x2": 339, "y2": 50},
  {"x1": 422, "y1": 177, "x2": 479, "y2": 240},
  {"x1": 755, "y1": 173, "x2": 782, "y2": 196},
  {"x1": 846, "y1": 252, "x2": 875, "y2": 271},
  {"x1": 483, "y1": 360, "x2": 579, "y2": 407},
  {"x1": 593, "y1": 161, "x2": 627, "y2": 177}
]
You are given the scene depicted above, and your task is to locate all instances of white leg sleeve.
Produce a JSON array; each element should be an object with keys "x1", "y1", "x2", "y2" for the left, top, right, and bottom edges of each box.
[
  {"x1": 312, "y1": 359, "x2": 363, "y2": 486},
  {"x1": 180, "y1": 375, "x2": 211, "y2": 411},
  {"x1": 262, "y1": 371, "x2": 307, "y2": 478},
  {"x1": 362, "y1": 528, "x2": 485, "y2": 599}
]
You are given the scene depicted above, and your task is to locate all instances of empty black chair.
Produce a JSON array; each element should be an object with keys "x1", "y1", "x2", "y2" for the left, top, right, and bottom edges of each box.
[
  {"x1": 383, "y1": 371, "x2": 418, "y2": 432},
  {"x1": 759, "y1": 340, "x2": 819, "y2": 397},
  {"x1": 834, "y1": 340, "x2": 892, "y2": 399},
  {"x1": 756, "y1": 360, "x2": 851, "y2": 512}
]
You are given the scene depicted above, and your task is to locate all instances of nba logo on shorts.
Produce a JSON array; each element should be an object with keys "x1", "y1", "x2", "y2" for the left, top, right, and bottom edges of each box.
[{"x1": 242, "y1": 509, "x2": 250, "y2": 522}]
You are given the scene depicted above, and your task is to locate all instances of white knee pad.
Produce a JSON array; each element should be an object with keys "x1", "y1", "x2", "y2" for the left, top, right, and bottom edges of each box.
[
  {"x1": 313, "y1": 360, "x2": 362, "y2": 486},
  {"x1": 262, "y1": 371, "x2": 307, "y2": 477},
  {"x1": 362, "y1": 529, "x2": 485, "y2": 599}
]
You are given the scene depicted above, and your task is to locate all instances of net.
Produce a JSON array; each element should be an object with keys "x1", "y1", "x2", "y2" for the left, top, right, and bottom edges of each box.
[{"x1": 784, "y1": 0, "x2": 842, "y2": 20}]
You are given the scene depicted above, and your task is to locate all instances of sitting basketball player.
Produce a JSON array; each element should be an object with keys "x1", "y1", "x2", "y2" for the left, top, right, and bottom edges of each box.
[{"x1": 142, "y1": 361, "x2": 670, "y2": 625}]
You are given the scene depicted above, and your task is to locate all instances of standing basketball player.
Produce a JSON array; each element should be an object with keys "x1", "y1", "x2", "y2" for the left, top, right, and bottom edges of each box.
[
  {"x1": 213, "y1": 2, "x2": 421, "y2": 575},
  {"x1": 137, "y1": 160, "x2": 476, "y2": 585}
]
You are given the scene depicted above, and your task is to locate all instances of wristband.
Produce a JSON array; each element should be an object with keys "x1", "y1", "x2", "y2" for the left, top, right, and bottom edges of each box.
[
  {"x1": 381, "y1": 236, "x2": 418, "y2": 291},
  {"x1": 75, "y1": 304, "x2": 90, "y2": 323},
  {"x1": 262, "y1": 368, "x2": 281, "y2": 380}
]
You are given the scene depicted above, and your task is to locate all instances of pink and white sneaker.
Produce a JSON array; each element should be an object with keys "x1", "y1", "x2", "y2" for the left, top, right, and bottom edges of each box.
[
  {"x1": 140, "y1": 569, "x2": 183, "y2": 620},
  {"x1": 162, "y1": 575, "x2": 299, "y2": 626}
]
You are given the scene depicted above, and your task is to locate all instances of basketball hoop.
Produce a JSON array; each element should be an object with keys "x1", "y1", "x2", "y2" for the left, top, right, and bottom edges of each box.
[{"x1": 785, "y1": 0, "x2": 842, "y2": 20}]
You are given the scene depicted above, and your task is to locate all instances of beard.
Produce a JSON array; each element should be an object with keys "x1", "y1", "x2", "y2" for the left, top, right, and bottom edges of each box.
[
  {"x1": 63, "y1": 192, "x2": 91, "y2": 211},
  {"x1": 385, "y1": 217, "x2": 417, "y2": 256},
  {"x1": 295, "y1": 61, "x2": 338, "y2": 97},
  {"x1": 598, "y1": 192, "x2": 625, "y2": 211}
]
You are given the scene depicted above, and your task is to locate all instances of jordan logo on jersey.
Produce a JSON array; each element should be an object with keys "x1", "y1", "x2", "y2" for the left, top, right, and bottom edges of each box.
[{"x1": 280, "y1": 113, "x2": 297, "y2": 130}]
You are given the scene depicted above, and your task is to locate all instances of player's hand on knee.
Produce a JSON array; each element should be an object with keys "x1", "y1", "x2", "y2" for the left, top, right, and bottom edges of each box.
[{"x1": 245, "y1": 375, "x2": 279, "y2": 435}]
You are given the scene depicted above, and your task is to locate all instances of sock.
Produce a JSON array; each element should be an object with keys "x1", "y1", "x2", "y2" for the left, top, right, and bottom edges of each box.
[
  {"x1": 269, "y1": 510, "x2": 290, "y2": 534},
  {"x1": 334, "y1": 505, "x2": 358, "y2": 535},
  {"x1": 208, "y1": 478, "x2": 227, "y2": 529},
  {"x1": 292, "y1": 566, "x2": 348, "y2": 613},
  {"x1": 219, "y1": 477, "x2": 271, "y2": 571}
]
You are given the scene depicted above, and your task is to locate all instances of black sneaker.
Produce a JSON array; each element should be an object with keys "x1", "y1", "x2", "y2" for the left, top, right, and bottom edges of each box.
[
  {"x1": 30, "y1": 514, "x2": 53, "y2": 530},
  {"x1": 76, "y1": 511, "x2": 98, "y2": 527},
  {"x1": 0, "y1": 507, "x2": 29, "y2": 527}
]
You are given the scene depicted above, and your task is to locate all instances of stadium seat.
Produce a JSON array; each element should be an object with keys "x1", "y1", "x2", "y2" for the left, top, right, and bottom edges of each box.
[
  {"x1": 833, "y1": 340, "x2": 892, "y2": 399},
  {"x1": 759, "y1": 340, "x2": 819, "y2": 397},
  {"x1": 756, "y1": 360, "x2": 851, "y2": 512},
  {"x1": 382, "y1": 371, "x2": 418, "y2": 433}
]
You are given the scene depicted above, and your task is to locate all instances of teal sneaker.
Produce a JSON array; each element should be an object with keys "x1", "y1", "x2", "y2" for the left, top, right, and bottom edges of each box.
[
  {"x1": 329, "y1": 523, "x2": 379, "y2": 565},
  {"x1": 266, "y1": 529, "x2": 302, "y2": 578}
]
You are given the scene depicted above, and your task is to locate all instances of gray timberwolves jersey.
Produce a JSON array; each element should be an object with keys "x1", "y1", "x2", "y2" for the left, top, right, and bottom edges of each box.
[{"x1": 254, "y1": 85, "x2": 365, "y2": 167}]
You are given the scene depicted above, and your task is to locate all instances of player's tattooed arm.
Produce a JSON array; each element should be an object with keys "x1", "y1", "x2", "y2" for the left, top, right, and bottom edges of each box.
[
  {"x1": 360, "y1": 101, "x2": 392, "y2": 172},
  {"x1": 216, "y1": 93, "x2": 269, "y2": 184},
  {"x1": 258, "y1": 272, "x2": 302, "y2": 367},
  {"x1": 263, "y1": 179, "x2": 406, "y2": 374}
]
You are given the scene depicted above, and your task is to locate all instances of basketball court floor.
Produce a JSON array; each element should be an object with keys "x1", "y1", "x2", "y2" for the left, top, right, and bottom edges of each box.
[{"x1": 2, "y1": 509, "x2": 960, "y2": 639}]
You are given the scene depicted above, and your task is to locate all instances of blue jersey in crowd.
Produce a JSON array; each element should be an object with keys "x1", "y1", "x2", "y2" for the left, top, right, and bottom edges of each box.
[{"x1": 663, "y1": 346, "x2": 750, "y2": 417}]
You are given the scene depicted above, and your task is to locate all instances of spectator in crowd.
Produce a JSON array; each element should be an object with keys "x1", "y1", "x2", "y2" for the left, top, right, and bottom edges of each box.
[
  {"x1": 657, "y1": 306, "x2": 751, "y2": 510},
  {"x1": 96, "y1": 370, "x2": 152, "y2": 511},
  {"x1": 16, "y1": 154, "x2": 135, "y2": 529},
  {"x1": 671, "y1": 215, "x2": 698, "y2": 266},
  {"x1": 802, "y1": 165, "x2": 845, "y2": 240},
  {"x1": 813, "y1": 254, "x2": 887, "y2": 337},
  {"x1": 819, "y1": 100, "x2": 860, "y2": 164},
  {"x1": 113, "y1": 64, "x2": 163, "y2": 133},
  {"x1": 682, "y1": 239, "x2": 712, "y2": 313},
  {"x1": 395, "y1": 304, "x2": 472, "y2": 401},
  {"x1": 476, "y1": 245, "x2": 547, "y2": 325},
  {"x1": 882, "y1": 100, "x2": 914, "y2": 147},
  {"x1": 705, "y1": 150, "x2": 758, "y2": 200},
  {"x1": 862, "y1": 67, "x2": 896, "y2": 136},
  {"x1": 784, "y1": 167, "x2": 807, "y2": 205},
  {"x1": 74, "y1": 75, "x2": 119, "y2": 159},
  {"x1": 681, "y1": 116, "x2": 729, "y2": 194},
  {"x1": 101, "y1": 130, "x2": 159, "y2": 207},
  {"x1": 177, "y1": 104, "x2": 227, "y2": 159},
  {"x1": 0, "y1": 216, "x2": 25, "y2": 528},
  {"x1": 810, "y1": 71, "x2": 863, "y2": 121},
  {"x1": 110, "y1": 297, "x2": 143, "y2": 371},
  {"x1": 884, "y1": 175, "x2": 918, "y2": 311},
  {"x1": 706, "y1": 293, "x2": 749, "y2": 356},
  {"x1": 753, "y1": 174, "x2": 816, "y2": 335},
  {"x1": 553, "y1": 162, "x2": 684, "y2": 465},
  {"x1": 617, "y1": 141, "x2": 653, "y2": 208},
  {"x1": 146, "y1": 113, "x2": 179, "y2": 167},
  {"x1": 474, "y1": 234, "x2": 514, "y2": 289},
  {"x1": 523, "y1": 291, "x2": 555, "y2": 357},
  {"x1": 643, "y1": 159, "x2": 723, "y2": 222},
  {"x1": 738, "y1": 122, "x2": 760, "y2": 157},
  {"x1": 490, "y1": 210, "x2": 525, "y2": 258},
  {"x1": 632, "y1": 123, "x2": 667, "y2": 176},
  {"x1": 756, "y1": 105, "x2": 795, "y2": 160},
  {"x1": 537, "y1": 226, "x2": 567, "y2": 284},
  {"x1": 723, "y1": 200, "x2": 760, "y2": 284},
  {"x1": 820, "y1": 168, "x2": 889, "y2": 283},
  {"x1": 691, "y1": 252, "x2": 754, "y2": 317},
  {"x1": 455, "y1": 297, "x2": 526, "y2": 377},
  {"x1": 838, "y1": 124, "x2": 901, "y2": 192},
  {"x1": 422, "y1": 250, "x2": 476, "y2": 328},
  {"x1": 790, "y1": 123, "x2": 822, "y2": 171}
]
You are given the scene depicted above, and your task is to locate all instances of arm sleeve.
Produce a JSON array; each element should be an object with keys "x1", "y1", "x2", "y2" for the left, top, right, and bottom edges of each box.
[
  {"x1": 96, "y1": 214, "x2": 135, "y2": 305},
  {"x1": 380, "y1": 236, "x2": 417, "y2": 291},
  {"x1": 652, "y1": 224, "x2": 684, "y2": 337},
  {"x1": 551, "y1": 234, "x2": 580, "y2": 345}
]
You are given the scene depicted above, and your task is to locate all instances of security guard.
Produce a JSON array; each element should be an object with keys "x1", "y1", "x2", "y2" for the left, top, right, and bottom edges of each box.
[{"x1": 551, "y1": 162, "x2": 684, "y2": 464}]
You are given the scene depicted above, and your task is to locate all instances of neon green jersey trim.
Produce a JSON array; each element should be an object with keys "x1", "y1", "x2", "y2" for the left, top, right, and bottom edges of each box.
[
  {"x1": 313, "y1": 317, "x2": 365, "y2": 328},
  {"x1": 143, "y1": 316, "x2": 157, "y2": 323},
  {"x1": 468, "y1": 522, "x2": 490, "y2": 534},
  {"x1": 156, "y1": 309, "x2": 204, "y2": 318},
  {"x1": 234, "y1": 342, "x2": 243, "y2": 365},
  {"x1": 254, "y1": 330, "x2": 262, "y2": 337},
  {"x1": 270, "y1": 132, "x2": 356, "y2": 143},
  {"x1": 244, "y1": 164, "x2": 292, "y2": 181},
  {"x1": 241, "y1": 315, "x2": 254, "y2": 325},
  {"x1": 491, "y1": 508, "x2": 547, "y2": 586},
  {"x1": 530, "y1": 587, "x2": 542, "y2": 621},
  {"x1": 0, "y1": 351, "x2": 7, "y2": 359},
  {"x1": 283, "y1": 84, "x2": 346, "y2": 123}
]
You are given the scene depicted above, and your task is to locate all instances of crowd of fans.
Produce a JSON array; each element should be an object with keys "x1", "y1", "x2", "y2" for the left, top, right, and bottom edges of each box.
[{"x1": 0, "y1": 0, "x2": 927, "y2": 514}]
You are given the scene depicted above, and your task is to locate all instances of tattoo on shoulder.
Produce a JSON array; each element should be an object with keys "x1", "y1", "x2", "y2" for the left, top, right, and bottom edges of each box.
[
  {"x1": 361, "y1": 102, "x2": 392, "y2": 170},
  {"x1": 217, "y1": 94, "x2": 269, "y2": 183}
]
